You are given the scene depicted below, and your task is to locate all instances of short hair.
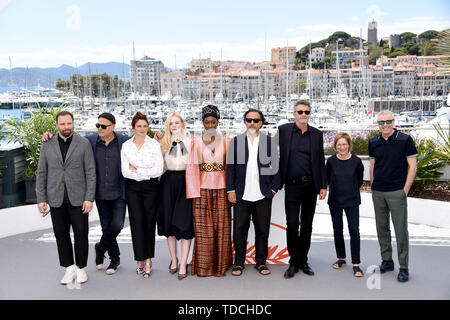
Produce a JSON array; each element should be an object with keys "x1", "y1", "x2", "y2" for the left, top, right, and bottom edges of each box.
[
  {"x1": 333, "y1": 132, "x2": 353, "y2": 152},
  {"x1": 294, "y1": 100, "x2": 311, "y2": 110},
  {"x1": 131, "y1": 111, "x2": 149, "y2": 128},
  {"x1": 243, "y1": 108, "x2": 266, "y2": 125},
  {"x1": 98, "y1": 112, "x2": 116, "y2": 124},
  {"x1": 377, "y1": 110, "x2": 394, "y2": 120},
  {"x1": 56, "y1": 111, "x2": 74, "y2": 123}
]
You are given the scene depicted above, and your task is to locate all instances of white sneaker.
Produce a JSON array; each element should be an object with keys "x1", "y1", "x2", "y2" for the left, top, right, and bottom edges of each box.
[
  {"x1": 60, "y1": 265, "x2": 77, "y2": 285},
  {"x1": 76, "y1": 267, "x2": 88, "y2": 284}
]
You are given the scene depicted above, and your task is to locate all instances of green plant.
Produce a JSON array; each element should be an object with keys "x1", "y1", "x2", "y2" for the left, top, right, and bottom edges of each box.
[
  {"x1": 6, "y1": 103, "x2": 64, "y2": 179},
  {"x1": 410, "y1": 137, "x2": 447, "y2": 195},
  {"x1": 351, "y1": 130, "x2": 380, "y2": 155},
  {"x1": 433, "y1": 123, "x2": 450, "y2": 163}
]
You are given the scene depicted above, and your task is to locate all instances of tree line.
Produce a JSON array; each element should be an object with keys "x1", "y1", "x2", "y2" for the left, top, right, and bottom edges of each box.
[{"x1": 295, "y1": 30, "x2": 447, "y2": 69}]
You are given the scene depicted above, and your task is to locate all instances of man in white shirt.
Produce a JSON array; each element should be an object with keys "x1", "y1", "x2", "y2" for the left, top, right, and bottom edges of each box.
[{"x1": 226, "y1": 109, "x2": 281, "y2": 276}]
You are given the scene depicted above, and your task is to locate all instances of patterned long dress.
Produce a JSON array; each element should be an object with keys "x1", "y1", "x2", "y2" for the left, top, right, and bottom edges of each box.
[{"x1": 186, "y1": 135, "x2": 232, "y2": 277}]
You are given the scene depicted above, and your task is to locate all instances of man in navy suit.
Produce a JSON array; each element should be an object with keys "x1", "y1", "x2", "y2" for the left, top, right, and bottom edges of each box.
[
  {"x1": 226, "y1": 109, "x2": 281, "y2": 276},
  {"x1": 277, "y1": 100, "x2": 327, "y2": 279},
  {"x1": 85, "y1": 113, "x2": 129, "y2": 275}
]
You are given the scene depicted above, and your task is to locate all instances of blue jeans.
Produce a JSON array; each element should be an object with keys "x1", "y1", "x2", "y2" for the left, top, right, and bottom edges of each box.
[
  {"x1": 329, "y1": 206, "x2": 361, "y2": 265},
  {"x1": 95, "y1": 198, "x2": 126, "y2": 259}
]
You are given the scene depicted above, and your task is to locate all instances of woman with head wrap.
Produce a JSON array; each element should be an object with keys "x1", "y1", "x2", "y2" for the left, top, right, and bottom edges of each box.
[{"x1": 186, "y1": 105, "x2": 233, "y2": 277}]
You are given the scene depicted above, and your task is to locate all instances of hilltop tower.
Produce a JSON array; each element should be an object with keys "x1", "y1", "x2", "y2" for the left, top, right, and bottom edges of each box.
[{"x1": 368, "y1": 20, "x2": 378, "y2": 46}]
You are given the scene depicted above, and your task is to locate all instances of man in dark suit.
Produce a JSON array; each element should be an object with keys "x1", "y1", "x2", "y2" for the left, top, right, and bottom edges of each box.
[
  {"x1": 226, "y1": 109, "x2": 281, "y2": 276},
  {"x1": 277, "y1": 100, "x2": 327, "y2": 279},
  {"x1": 36, "y1": 111, "x2": 96, "y2": 285}
]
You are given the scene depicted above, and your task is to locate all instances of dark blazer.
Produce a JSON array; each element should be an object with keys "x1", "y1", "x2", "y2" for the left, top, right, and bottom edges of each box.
[
  {"x1": 226, "y1": 132, "x2": 281, "y2": 203},
  {"x1": 86, "y1": 132, "x2": 130, "y2": 200},
  {"x1": 36, "y1": 133, "x2": 96, "y2": 207},
  {"x1": 277, "y1": 123, "x2": 327, "y2": 194}
]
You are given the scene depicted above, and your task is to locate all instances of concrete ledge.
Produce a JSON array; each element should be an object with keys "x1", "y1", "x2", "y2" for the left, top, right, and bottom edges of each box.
[
  {"x1": 0, "y1": 204, "x2": 100, "y2": 239},
  {"x1": 315, "y1": 193, "x2": 450, "y2": 229},
  {"x1": 1, "y1": 192, "x2": 449, "y2": 239}
]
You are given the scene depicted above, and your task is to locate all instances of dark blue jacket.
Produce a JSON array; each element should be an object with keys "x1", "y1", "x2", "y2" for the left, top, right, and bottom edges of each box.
[
  {"x1": 86, "y1": 132, "x2": 130, "y2": 200},
  {"x1": 226, "y1": 132, "x2": 281, "y2": 203}
]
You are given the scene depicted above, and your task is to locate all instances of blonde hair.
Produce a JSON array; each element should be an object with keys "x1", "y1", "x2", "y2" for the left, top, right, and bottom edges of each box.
[
  {"x1": 161, "y1": 113, "x2": 186, "y2": 154},
  {"x1": 333, "y1": 132, "x2": 353, "y2": 153}
]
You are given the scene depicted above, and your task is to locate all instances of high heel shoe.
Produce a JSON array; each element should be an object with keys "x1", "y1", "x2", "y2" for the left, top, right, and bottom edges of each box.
[
  {"x1": 169, "y1": 258, "x2": 178, "y2": 274},
  {"x1": 143, "y1": 261, "x2": 152, "y2": 278},
  {"x1": 178, "y1": 264, "x2": 188, "y2": 280}
]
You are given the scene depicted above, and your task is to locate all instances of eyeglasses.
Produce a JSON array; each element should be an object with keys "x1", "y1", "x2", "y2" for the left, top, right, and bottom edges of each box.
[
  {"x1": 245, "y1": 118, "x2": 261, "y2": 123},
  {"x1": 296, "y1": 110, "x2": 311, "y2": 115},
  {"x1": 378, "y1": 120, "x2": 394, "y2": 125},
  {"x1": 96, "y1": 123, "x2": 113, "y2": 129}
]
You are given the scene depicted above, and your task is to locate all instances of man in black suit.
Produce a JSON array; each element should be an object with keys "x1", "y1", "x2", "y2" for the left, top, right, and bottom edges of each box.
[
  {"x1": 226, "y1": 109, "x2": 281, "y2": 276},
  {"x1": 277, "y1": 100, "x2": 327, "y2": 279}
]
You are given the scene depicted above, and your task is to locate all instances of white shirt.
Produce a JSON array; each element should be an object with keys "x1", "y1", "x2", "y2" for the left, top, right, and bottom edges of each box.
[
  {"x1": 121, "y1": 135, "x2": 164, "y2": 181},
  {"x1": 242, "y1": 134, "x2": 265, "y2": 202}
]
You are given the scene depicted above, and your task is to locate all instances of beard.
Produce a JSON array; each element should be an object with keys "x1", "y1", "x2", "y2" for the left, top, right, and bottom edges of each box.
[
  {"x1": 59, "y1": 128, "x2": 73, "y2": 138},
  {"x1": 247, "y1": 128, "x2": 257, "y2": 136}
]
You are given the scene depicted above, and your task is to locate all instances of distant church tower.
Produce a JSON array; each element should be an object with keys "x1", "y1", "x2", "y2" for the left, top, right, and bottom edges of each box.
[{"x1": 368, "y1": 20, "x2": 378, "y2": 46}]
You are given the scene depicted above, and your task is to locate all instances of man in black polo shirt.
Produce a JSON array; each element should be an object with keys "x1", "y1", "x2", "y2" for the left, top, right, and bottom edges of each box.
[
  {"x1": 369, "y1": 110, "x2": 417, "y2": 283},
  {"x1": 278, "y1": 100, "x2": 327, "y2": 279}
]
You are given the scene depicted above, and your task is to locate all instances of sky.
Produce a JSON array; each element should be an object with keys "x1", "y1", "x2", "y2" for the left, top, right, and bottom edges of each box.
[{"x1": 0, "y1": 0, "x2": 449, "y2": 70}]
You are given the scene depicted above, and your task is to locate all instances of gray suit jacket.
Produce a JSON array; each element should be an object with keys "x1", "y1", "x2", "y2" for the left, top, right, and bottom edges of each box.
[{"x1": 36, "y1": 133, "x2": 96, "y2": 207}]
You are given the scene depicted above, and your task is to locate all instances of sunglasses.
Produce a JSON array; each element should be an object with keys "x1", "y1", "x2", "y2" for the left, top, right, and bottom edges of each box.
[
  {"x1": 296, "y1": 110, "x2": 311, "y2": 115},
  {"x1": 96, "y1": 123, "x2": 113, "y2": 129},
  {"x1": 378, "y1": 120, "x2": 394, "y2": 125},
  {"x1": 245, "y1": 118, "x2": 261, "y2": 123}
]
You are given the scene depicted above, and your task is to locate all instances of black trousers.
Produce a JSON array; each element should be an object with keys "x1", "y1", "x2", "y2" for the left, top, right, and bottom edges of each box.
[
  {"x1": 329, "y1": 206, "x2": 361, "y2": 264},
  {"x1": 50, "y1": 203, "x2": 89, "y2": 268},
  {"x1": 233, "y1": 197, "x2": 272, "y2": 267},
  {"x1": 284, "y1": 181, "x2": 317, "y2": 267},
  {"x1": 125, "y1": 178, "x2": 159, "y2": 261}
]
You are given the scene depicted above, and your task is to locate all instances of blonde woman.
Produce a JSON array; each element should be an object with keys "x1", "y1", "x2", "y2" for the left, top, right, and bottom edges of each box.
[{"x1": 157, "y1": 113, "x2": 194, "y2": 280}]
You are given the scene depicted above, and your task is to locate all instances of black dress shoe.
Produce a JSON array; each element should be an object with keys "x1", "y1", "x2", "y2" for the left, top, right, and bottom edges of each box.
[
  {"x1": 301, "y1": 263, "x2": 315, "y2": 276},
  {"x1": 284, "y1": 265, "x2": 299, "y2": 279},
  {"x1": 397, "y1": 268, "x2": 409, "y2": 283}
]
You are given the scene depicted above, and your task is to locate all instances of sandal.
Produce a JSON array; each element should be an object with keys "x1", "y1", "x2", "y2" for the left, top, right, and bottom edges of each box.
[
  {"x1": 332, "y1": 259, "x2": 347, "y2": 269},
  {"x1": 136, "y1": 266, "x2": 144, "y2": 275},
  {"x1": 353, "y1": 266, "x2": 364, "y2": 277},
  {"x1": 231, "y1": 265, "x2": 244, "y2": 276},
  {"x1": 255, "y1": 264, "x2": 271, "y2": 275},
  {"x1": 143, "y1": 261, "x2": 152, "y2": 278}
]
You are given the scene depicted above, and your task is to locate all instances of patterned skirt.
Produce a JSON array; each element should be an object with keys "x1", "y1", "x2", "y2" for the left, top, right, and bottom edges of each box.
[{"x1": 191, "y1": 188, "x2": 232, "y2": 277}]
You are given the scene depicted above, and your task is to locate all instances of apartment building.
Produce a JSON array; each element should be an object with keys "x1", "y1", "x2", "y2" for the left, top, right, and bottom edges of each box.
[
  {"x1": 331, "y1": 48, "x2": 368, "y2": 68},
  {"x1": 130, "y1": 56, "x2": 165, "y2": 94},
  {"x1": 271, "y1": 46, "x2": 296, "y2": 66},
  {"x1": 309, "y1": 47, "x2": 325, "y2": 63}
]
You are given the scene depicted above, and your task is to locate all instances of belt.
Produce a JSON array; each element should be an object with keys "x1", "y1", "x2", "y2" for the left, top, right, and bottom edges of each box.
[
  {"x1": 200, "y1": 162, "x2": 225, "y2": 172},
  {"x1": 286, "y1": 176, "x2": 312, "y2": 185}
]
